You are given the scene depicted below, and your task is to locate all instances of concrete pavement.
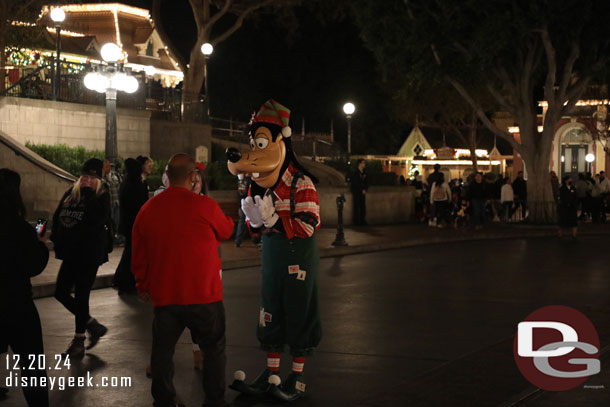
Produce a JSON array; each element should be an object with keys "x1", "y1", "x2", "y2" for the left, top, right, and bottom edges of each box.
[
  {"x1": 2, "y1": 236, "x2": 609, "y2": 406},
  {"x1": 31, "y1": 222, "x2": 610, "y2": 298}
]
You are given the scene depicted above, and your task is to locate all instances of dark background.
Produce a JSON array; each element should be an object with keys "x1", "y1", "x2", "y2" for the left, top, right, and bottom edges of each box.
[{"x1": 95, "y1": 0, "x2": 406, "y2": 154}]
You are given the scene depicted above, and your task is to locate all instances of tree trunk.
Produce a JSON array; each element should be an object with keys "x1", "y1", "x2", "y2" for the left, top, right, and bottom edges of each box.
[
  {"x1": 181, "y1": 41, "x2": 207, "y2": 122},
  {"x1": 522, "y1": 148, "x2": 556, "y2": 224},
  {"x1": 469, "y1": 113, "x2": 478, "y2": 172}
]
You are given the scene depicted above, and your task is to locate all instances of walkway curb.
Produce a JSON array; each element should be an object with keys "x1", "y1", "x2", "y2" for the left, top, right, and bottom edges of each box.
[{"x1": 31, "y1": 228, "x2": 610, "y2": 299}]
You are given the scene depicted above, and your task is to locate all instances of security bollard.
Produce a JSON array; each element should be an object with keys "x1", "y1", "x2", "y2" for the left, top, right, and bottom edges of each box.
[{"x1": 332, "y1": 194, "x2": 348, "y2": 246}]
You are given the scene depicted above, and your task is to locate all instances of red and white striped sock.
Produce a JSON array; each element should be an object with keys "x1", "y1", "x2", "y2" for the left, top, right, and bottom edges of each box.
[
  {"x1": 292, "y1": 356, "x2": 305, "y2": 374},
  {"x1": 267, "y1": 352, "x2": 281, "y2": 372}
]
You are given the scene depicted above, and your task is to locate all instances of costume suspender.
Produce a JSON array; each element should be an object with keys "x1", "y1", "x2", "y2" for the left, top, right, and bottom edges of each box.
[{"x1": 290, "y1": 172, "x2": 303, "y2": 218}]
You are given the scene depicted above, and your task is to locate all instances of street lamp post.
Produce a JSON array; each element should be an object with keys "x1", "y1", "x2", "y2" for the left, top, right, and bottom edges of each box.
[
  {"x1": 50, "y1": 7, "x2": 65, "y2": 101},
  {"x1": 84, "y1": 43, "x2": 139, "y2": 162},
  {"x1": 200, "y1": 42, "x2": 213, "y2": 119},
  {"x1": 585, "y1": 153, "x2": 595, "y2": 173},
  {"x1": 343, "y1": 102, "x2": 355, "y2": 155}
]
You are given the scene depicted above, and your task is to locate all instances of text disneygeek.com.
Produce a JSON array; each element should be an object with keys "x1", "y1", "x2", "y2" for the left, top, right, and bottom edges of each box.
[{"x1": 3, "y1": 354, "x2": 132, "y2": 390}]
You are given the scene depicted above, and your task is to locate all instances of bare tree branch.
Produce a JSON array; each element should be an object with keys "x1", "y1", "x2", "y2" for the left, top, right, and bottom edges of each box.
[
  {"x1": 561, "y1": 76, "x2": 591, "y2": 116},
  {"x1": 189, "y1": 0, "x2": 205, "y2": 31},
  {"x1": 447, "y1": 77, "x2": 523, "y2": 154},
  {"x1": 486, "y1": 83, "x2": 515, "y2": 114},
  {"x1": 520, "y1": 40, "x2": 539, "y2": 109},
  {"x1": 557, "y1": 41, "x2": 579, "y2": 102},
  {"x1": 538, "y1": 28, "x2": 557, "y2": 107},
  {"x1": 211, "y1": 0, "x2": 280, "y2": 45},
  {"x1": 203, "y1": 0, "x2": 233, "y2": 36}
]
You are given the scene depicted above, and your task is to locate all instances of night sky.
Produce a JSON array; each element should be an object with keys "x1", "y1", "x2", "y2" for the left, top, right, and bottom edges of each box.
[{"x1": 99, "y1": 0, "x2": 405, "y2": 154}]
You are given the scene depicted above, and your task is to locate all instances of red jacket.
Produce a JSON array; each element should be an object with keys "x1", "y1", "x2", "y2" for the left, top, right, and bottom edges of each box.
[{"x1": 132, "y1": 187, "x2": 234, "y2": 307}]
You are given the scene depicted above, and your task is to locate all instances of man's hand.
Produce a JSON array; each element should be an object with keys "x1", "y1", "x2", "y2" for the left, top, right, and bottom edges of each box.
[
  {"x1": 241, "y1": 196, "x2": 263, "y2": 228},
  {"x1": 254, "y1": 195, "x2": 279, "y2": 229},
  {"x1": 138, "y1": 291, "x2": 150, "y2": 303},
  {"x1": 362, "y1": 189, "x2": 367, "y2": 195}
]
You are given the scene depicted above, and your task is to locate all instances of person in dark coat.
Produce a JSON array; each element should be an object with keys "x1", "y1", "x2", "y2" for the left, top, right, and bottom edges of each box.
[
  {"x1": 512, "y1": 170, "x2": 527, "y2": 220},
  {"x1": 426, "y1": 163, "x2": 442, "y2": 187},
  {"x1": 467, "y1": 172, "x2": 487, "y2": 229},
  {"x1": 51, "y1": 159, "x2": 110, "y2": 358},
  {"x1": 350, "y1": 159, "x2": 368, "y2": 225},
  {"x1": 0, "y1": 169, "x2": 49, "y2": 407},
  {"x1": 112, "y1": 158, "x2": 149, "y2": 294},
  {"x1": 557, "y1": 176, "x2": 578, "y2": 239}
]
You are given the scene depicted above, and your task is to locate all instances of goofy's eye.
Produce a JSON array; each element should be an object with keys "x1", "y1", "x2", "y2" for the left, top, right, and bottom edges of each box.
[
  {"x1": 254, "y1": 137, "x2": 269, "y2": 149},
  {"x1": 249, "y1": 139, "x2": 255, "y2": 150}
]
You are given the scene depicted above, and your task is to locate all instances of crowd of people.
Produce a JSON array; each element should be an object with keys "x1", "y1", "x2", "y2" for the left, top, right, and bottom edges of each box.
[
  {"x1": 0, "y1": 152, "x2": 233, "y2": 407},
  {"x1": 412, "y1": 164, "x2": 610, "y2": 232}
]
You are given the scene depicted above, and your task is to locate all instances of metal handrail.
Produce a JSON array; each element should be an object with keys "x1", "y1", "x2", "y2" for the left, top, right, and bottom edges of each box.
[{"x1": 0, "y1": 65, "x2": 45, "y2": 96}]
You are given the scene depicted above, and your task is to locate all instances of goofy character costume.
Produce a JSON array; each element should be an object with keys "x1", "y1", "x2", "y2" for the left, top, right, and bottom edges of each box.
[{"x1": 226, "y1": 100, "x2": 322, "y2": 401}]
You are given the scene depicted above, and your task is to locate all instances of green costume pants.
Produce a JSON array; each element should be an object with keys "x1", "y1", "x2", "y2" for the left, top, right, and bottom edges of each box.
[{"x1": 257, "y1": 233, "x2": 322, "y2": 356}]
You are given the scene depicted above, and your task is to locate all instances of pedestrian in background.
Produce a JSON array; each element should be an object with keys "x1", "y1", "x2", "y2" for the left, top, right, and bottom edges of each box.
[
  {"x1": 51, "y1": 158, "x2": 110, "y2": 358},
  {"x1": 574, "y1": 173, "x2": 591, "y2": 220},
  {"x1": 500, "y1": 177, "x2": 514, "y2": 222},
  {"x1": 132, "y1": 153, "x2": 234, "y2": 407},
  {"x1": 468, "y1": 172, "x2": 487, "y2": 230},
  {"x1": 113, "y1": 158, "x2": 149, "y2": 294},
  {"x1": 103, "y1": 159, "x2": 122, "y2": 244},
  {"x1": 0, "y1": 169, "x2": 50, "y2": 407},
  {"x1": 426, "y1": 163, "x2": 442, "y2": 187},
  {"x1": 192, "y1": 162, "x2": 208, "y2": 195},
  {"x1": 154, "y1": 165, "x2": 170, "y2": 196},
  {"x1": 430, "y1": 172, "x2": 451, "y2": 228},
  {"x1": 235, "y1": 174, "x2": 250, "y2": 247},
  {"x1": 557, "y1": 176, "x2": 578, "y2": 239},
  {"x1": 350, "y1": 159, "x2": 368, "y2": 225},
  {"x1": 512, "y1": 170, "x2": 527, "y2": 221},
  {"x1": 137, "y1": 155, "x2": 153, "y2": 193}
]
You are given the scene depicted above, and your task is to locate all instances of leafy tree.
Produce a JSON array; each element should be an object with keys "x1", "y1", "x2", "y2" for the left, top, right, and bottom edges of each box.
[{"x1": 350, "y1": 0, "x2": 610, "y2": 223}]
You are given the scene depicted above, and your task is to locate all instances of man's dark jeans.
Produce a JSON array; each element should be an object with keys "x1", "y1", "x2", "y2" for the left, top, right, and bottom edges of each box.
[{"x1": 151, "y1": 302, "x2": 226, "y2": 407}]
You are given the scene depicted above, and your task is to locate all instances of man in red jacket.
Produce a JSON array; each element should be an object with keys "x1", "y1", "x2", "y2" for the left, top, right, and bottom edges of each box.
[{"x1": 132, "y1": 153, "x2": 234, "y2": 407}]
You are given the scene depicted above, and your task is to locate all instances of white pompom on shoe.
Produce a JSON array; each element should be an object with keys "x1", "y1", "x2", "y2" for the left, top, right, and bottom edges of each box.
[
  {"x1": 268, "y1": 374, "x2": 282, "y2": 386},
  {"x1": 234, "y1": 370, "x2": 246, "y2": 381}
]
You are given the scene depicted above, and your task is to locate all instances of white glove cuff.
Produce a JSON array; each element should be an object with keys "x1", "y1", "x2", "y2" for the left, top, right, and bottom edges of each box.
[{"x1": 263, "y1": 212, "x2": 279, "y2": 229}]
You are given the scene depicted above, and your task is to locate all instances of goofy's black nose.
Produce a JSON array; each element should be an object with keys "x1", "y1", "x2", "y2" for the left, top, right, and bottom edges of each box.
[{"x1": 226, "y1": 148, "x2": 242, "y2": 163}]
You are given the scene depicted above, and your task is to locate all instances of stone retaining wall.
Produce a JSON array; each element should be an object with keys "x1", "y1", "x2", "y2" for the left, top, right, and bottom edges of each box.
[{"x1": 0, "y1": 97, "x2": 150, "y2": 158}]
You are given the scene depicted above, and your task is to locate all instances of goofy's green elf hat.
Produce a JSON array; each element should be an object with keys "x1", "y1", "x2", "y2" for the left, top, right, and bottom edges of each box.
[{"x1": 250, "y1": 99, "x2": 292, "y2": 138}]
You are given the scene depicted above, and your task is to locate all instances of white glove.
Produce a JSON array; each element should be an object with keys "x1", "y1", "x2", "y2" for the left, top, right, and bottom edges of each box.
[
  {"x1": 255, "y1": 194, "x2": 279, "y2": 228},
  {"x1": 241, "y1": 196, "x2": 263, "y2": 228}
]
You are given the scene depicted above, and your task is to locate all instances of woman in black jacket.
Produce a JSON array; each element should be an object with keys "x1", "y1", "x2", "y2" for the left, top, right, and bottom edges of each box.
[
  {"x1": 557, "y1": 176, "x2": 578, "y2": 239},
  {"x1": 51, "y1": 158, "x2": 110, "y2": 358},
  {"x1": 0, "y1": 168, "x2": 49, "y2": 406},
  {"x1": 112, "y1": 157, "x2": 149, "y2": 294}
]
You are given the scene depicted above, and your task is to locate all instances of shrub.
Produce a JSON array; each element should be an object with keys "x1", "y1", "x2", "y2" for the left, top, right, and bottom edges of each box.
[{"x1": 26, "y1": 142, "x2": 105, "y2": 176}]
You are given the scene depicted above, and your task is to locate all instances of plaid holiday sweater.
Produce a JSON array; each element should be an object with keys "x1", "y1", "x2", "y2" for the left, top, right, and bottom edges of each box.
[{"x1": 252, "y1": 164, "x2": 320, "y2": 239}]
